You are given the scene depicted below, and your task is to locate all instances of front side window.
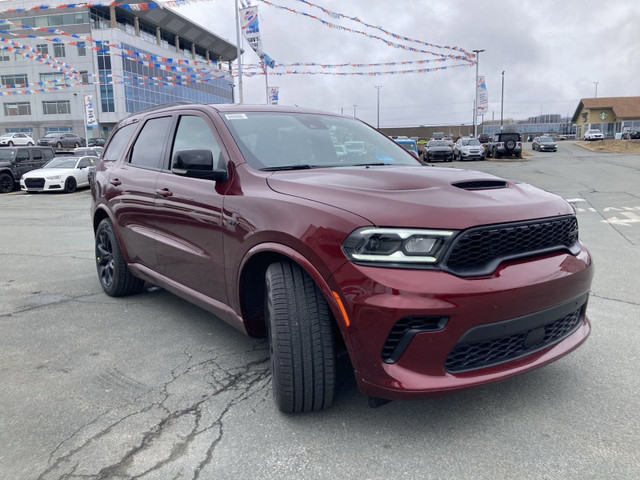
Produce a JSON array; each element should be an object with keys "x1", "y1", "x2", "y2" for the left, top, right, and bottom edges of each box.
[
  {"x1": 129, "y1": 116, "x2": 173, "y2": 169},
  {"x1": 171, "y1": 115, "x2": 222, "y2": 170}
]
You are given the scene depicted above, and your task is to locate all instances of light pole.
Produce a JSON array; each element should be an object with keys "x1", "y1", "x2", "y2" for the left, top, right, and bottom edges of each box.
[
  {"x1": 375, "y1": 85, "x2": 382, "y2": 129},
  {"x1": 472, "y1": 49, "x2": 484, "y2": 137},
  {"x1": 500, "y1": 70, "x2": 505, "y2": 131},
  {"x1": 593, "y1": 81, "x2": 599, "y2": 98},
  {"x1": 353, "y1": 104, "x2": 357, "y2": 118},
  {"x1": 234, "y1": 0, "x2": 243, "y2": 103}
]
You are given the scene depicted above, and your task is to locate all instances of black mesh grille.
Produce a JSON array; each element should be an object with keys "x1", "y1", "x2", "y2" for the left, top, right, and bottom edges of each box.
[
  {"x1": 445, "y1": 308, "x2": 582, "y2": 373},
  {"x1": 24, "y1": 178, "x2": 45, "y2": 188},
  {"x1": 445, "y1": 216, "x2": 579, "y2": 275}
]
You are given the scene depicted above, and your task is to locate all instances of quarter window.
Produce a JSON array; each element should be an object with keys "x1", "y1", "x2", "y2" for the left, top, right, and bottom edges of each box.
[
  {"x1": 130, "y1": 117, "x2": 173, "y2": 169},
  {"x1": 102, "y1": 123, "x2": 137, "y2": 162}
]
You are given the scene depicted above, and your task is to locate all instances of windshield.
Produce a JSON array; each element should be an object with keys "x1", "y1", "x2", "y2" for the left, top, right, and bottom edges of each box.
[
  {"x1": 462, "y1": 139, "x2": 481, "y2": 146},
  {"x1": 540, "y1": 137, "x2": 555, "y2": 143},
  {"x1": 428, "y1": 141, "x2": 449, "y2": 147},
  {"x1": 44, "y1": 157, "x2": 78, "y2": 169},
  {"x1": 0, "y1": 148, "x2": 16, "y2": 160},
  {"x1": 220, "y1": 112, "x2": 422, "y2": 170}
]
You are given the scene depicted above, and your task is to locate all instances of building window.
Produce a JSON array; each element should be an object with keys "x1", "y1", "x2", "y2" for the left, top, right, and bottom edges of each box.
[
  {"x1": 4, "y1": 102, "x2": 32, "y2": 116},
  {"x1": 43, "y1": 100, "x2": 71, "y2": 115},
  {"x1": 80, "y1": 70, "x2": 89, "y2": 85},
  {"x1": 1, "y1": 74, "x2": 28, "y2": 87},
  {"x1": 77, "y1": 42, "x2": 87, "y2": 56},
  {"x1": 15, "y1": 51, "x2": 25, "y2": 62},
  {"x1": 0, "y1": 51, "x2": 9, "y2": 62},
  {"x1": 53, "y1": 43, "x2": 66, "y2": 58},
  {"x1": 36, "y1": 43, "x2": 49, "y2": 55},
  {"x1": 98, "y1": 45, "x2": 115, "y2": 112},
  {"x1": 39, "y1": 72, "x2": 65, "y2": 85},
  {"x1": 45, "y1": 126, "x2": 72, "y2": 133},
  {"x1": 7, "y1": 127, "x2": 34, "y2": 135}
]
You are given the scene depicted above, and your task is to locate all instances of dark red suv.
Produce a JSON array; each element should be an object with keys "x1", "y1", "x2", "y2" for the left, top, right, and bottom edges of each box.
[{"x1": 91, "y1": 103, "x2": 593, "y2": 413}]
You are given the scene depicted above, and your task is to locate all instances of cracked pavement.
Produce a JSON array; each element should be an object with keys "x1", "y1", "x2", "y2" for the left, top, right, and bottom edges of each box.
[{"x1": 1, "y1": 143, "x2": 639, "y2": 480}]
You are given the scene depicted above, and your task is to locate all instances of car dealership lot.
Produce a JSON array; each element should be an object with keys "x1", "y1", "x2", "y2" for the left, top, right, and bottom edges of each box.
[{"x1": 1, "y1": 141, "x2": 638, "y2": 479}]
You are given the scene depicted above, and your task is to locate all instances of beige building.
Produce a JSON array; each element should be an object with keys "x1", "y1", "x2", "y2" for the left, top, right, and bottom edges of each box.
[{"x1": 572, "y1": 96, "x2": 640, "y2": 138}]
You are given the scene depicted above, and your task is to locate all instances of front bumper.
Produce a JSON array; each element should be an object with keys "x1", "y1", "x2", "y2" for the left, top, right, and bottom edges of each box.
[
  {"x1": 20, "y1": 177, "x2": 65, "y2": 192},
  {"x1": 330, "y1": 245, "x2": 593, "y2": 400}
]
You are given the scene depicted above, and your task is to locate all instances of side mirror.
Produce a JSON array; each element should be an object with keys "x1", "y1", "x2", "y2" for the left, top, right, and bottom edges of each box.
[{"x1": 171, "y1": 149, "x2": 228, "y2": 182}]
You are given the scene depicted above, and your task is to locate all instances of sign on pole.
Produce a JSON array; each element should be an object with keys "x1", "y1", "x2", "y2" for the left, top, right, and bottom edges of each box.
[
  {"x1": 268, "y1": 87, "x2": 279, "y2": 105},
  {"x1": 84, "y1": 95, "x2": 98, "y2": 127},
  {"x1": 477, "y1": 76, "x2": 488, "y2": 115}
]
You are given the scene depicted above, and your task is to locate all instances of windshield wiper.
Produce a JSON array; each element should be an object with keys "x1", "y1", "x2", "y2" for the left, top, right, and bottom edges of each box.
[
  {"x1": 261, "y1": 164, "x2": 313, "y2": 171},
  {"x1": 351, "y1": 162, "x2": 389, "y2": 167}
]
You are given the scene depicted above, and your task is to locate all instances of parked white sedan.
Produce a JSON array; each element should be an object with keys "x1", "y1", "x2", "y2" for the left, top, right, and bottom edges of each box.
[
  {"x1": 20, "y1": 155, "x2": 97, "y2": 193},
  {"x1": 0, "y1": 132, "x2": 35, "y2": 146}
]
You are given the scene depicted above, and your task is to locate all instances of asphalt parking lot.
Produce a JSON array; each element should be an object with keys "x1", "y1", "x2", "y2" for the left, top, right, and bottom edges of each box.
[{"x1": 1, "y1": 141, "x2": 638, "y2": 479}]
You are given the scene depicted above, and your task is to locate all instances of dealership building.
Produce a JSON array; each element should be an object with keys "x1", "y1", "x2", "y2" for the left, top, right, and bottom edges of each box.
[{"x1": 0, "y1": 0, "x2": 237, "y2": 142}]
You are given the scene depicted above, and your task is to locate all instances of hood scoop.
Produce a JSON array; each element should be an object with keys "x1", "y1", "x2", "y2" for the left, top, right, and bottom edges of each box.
[{"x1": 452, "y1": 179, "x2": 508, "y2": 191}]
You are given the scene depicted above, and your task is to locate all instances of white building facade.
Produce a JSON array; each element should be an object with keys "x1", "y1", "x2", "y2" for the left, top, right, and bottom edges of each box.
[{"x1": 0, "y1": 0, "x2": 237, "y2": 142}]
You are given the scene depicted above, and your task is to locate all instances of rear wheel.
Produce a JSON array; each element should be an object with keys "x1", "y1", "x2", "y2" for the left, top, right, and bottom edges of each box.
[
  {"x1": 95, "y1": 218, "x2": 145, "y2": 297},
  {"x1": 265, "y1": 261, "x2": 336, "y2": 413},
  {"x1": 74, "y1": 142, "x2": 79, "y2": 148},
  {"x1": 56, "y1": 142, "x2": 63, "y2": 148}
]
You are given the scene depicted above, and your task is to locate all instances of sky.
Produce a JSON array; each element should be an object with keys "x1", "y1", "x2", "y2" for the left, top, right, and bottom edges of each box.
[{"x1": 176, "y1": 0, "x2": 640, "y2": 128}]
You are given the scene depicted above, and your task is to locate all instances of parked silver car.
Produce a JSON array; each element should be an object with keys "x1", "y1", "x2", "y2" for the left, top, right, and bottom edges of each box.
[
  {"x1": 38, "y1": 132, "x2": 86, "y2": 148},
  {"x1": 453, "y1": 137, "x2": 485, "y2": 161}
]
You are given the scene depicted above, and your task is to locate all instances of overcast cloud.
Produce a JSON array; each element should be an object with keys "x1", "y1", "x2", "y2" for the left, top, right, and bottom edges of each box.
[{"x1": 178, "y1": 0, "x2": 640, "y2": 128}]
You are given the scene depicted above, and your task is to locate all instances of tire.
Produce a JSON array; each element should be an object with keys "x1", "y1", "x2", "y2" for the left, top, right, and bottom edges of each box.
[
  {"x1": 56, "y1": 142, "x2": 63, "y2": 148},
  {"x1": 74, "y1": 142, "x2": 79, "y2": 148},
  {"x1": 265, "y1": 261, "x2": 336, "y2": 413},
  {"x1": 0, "y1": 172, "x2": 14, "y2": 193},
  {"x1": 505, "y1": 139, "x2": 516, "y2": 151},
  {"x1": 8, "y1": 141, "x2": 13, "y2": 146},
  {"x1": 64, "y1": 176, "x2": 77, "y2": 193},
  {"x1": 28, "y1": 142, "x2": 33, "y2": 146},
  {"x1": 95, "y1": 218, "x2": 145, "y2": 297}
]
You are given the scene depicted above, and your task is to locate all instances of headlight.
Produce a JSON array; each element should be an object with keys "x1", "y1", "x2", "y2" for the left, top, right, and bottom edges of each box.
[
  {"x1": 46, "y1": 175, "x2": 61, "y2": 180},
  {"x1": 342, "y1": 227, "x2": 456, "y2": 266}
]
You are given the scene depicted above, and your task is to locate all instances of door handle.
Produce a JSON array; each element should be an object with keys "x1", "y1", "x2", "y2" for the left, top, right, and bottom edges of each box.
[
  {"x1": 156, "y1": 188, "x2": 173, "y2": 197},
  {"x1": 109, "y1": 178, "x2": 121, "y2": 186}
]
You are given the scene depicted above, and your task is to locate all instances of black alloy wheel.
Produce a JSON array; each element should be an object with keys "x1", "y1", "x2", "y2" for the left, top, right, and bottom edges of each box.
[
  {"x1": 64, "y1": 176, "x2": 77, "y2": 193},
  {"x1": 95, "y1": 218, "x2": 145, "y2": 297},
  {"x1": 265, "y1": 261, "x2": 337, "y2": 413},
  {"x1": 0, "y1": 173, "x2": 14, "y2": 193}
]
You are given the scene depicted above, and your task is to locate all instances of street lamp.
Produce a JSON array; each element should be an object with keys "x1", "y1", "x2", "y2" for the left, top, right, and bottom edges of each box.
[
  {"x1": 500, "y1": 70, "x2": 505, "y2": 131},
  {"x1": 593, "y1": 81, "x2": 599, "y2": 98},
  {"x1": 353, "y1": 104, "x2": 357, "y2": 118},
  {"x1": 472, "y1": 49, "x2": 485, "y2": 137},
  {"x1": 375, "y1": 85, "x2": 382, "y2": 129}
]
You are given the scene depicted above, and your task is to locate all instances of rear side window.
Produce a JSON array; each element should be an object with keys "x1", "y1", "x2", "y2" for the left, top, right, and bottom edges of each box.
[
  {"x1": 42, "y1": 149, "x2": 54, "y2": 160},
  {"x1": 102, "y1": 123, "x2": 137, "y2": 162},
  {"x1": 130, "y1": 117, "x2": 173, "y2": 170},
  {"x1": 32, "y1": 149, "x2": 43, "y2": 160}
]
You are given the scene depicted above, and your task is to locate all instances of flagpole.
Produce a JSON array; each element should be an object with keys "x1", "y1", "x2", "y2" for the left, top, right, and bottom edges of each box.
[
  {"x1": 263, "y1": 61, "x2": 269, "y2": 104},
  {"x1": 235, "y1": 0, "x2": 243, "y2": 104}
]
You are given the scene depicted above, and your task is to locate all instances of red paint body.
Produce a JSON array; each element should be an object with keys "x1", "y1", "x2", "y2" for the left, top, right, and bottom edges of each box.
[{"x1": 92, "y1": 104, "x2": 592, "y2": 401}]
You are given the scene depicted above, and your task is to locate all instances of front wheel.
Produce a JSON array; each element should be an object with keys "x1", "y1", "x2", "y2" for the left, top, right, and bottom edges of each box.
[
  {"x1": 8, "y1": 141, "x2": 13, "y2": 146},
  {"x1": 95, "y1": 218, "x2": 145, "y2": 297},
  {"x1": 56, "y1": 142, "x2": 63, "y2": 148},
  {"x1": 265, "y1": 261, "x2": 336, "y2": 413},
  {"x1": 74, "y1": 142, "x2": 79, "y2": 148},
  {"x1": 64, "y1": 176, "x2": 77, "y2": 193},
  {"x1": 0, "y1": 173, "x2": 14, "y2": 193}
]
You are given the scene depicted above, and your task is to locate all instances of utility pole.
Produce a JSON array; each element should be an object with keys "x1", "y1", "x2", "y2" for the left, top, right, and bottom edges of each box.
[
  {"x1": 375, "y1": 85, "x2": 382, "y2": 129},
  {"x1": 472, "y1": 49, "x2": 484, "y2": 137},
  {"x1": 500, "y1": 70, "x2": 505, "y2": 131}
]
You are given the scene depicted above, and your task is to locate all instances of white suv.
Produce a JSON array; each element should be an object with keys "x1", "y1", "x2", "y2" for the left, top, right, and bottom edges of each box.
[{"x1": 584, "y1": 129, "x2": 604, "y2": 141}]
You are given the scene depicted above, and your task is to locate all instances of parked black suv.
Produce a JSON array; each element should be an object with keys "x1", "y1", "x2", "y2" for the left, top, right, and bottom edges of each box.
[
  {"x1": 486, "y1": 132, "x2": 522, "y2": 159},
  {"x1": 0, "y1": 146, "x2": 56, "y2": 193}
]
